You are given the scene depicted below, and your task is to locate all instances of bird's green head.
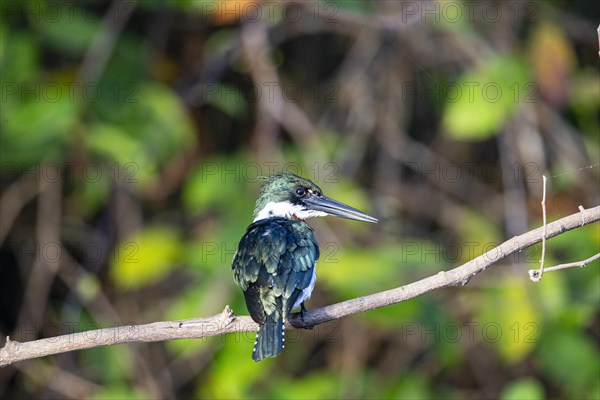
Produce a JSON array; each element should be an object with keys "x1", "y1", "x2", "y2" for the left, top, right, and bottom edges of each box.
[{"x1": 253, "y1": 172, "x2": 378, "y2": 224}]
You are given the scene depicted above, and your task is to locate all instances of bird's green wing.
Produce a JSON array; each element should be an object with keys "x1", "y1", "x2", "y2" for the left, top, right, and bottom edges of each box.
[{"x1": 232, "y1": 218, "x2": 319, "y2": 323}]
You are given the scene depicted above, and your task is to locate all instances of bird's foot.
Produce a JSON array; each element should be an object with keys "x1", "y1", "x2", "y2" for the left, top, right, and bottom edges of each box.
[
  {"x1": 300, "y1": 303, "x2": 308, "y2": 322},
  {"x1": 290, "y1": 303, "x2": 314, "y2": 329}
]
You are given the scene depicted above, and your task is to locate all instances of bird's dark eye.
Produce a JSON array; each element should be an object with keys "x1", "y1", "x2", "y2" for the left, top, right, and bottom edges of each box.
[{"x1": 295, "y1": 188, "x2": 306, "y2": 197}]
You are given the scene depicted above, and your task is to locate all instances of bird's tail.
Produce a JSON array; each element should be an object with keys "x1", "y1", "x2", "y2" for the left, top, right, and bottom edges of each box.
[{"x1": 252, "y1": 315, "x2": 284, "y2": 362}]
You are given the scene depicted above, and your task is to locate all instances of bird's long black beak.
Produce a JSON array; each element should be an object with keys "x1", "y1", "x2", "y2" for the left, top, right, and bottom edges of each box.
[{"x1": 305, "y1": 195, "x2": 378, "y2": 223}]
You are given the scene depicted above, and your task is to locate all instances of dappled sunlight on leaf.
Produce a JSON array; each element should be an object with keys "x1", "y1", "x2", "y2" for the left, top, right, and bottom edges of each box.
[
  {"x1": 183, "y1": 157, "x2": 250, "y2": 213},
  {"x1": 199, "y1": 338, "x2": 272, "y2": 398},
  {"x1": 385, "y1": 373, "x2": 434, "y2": 399},
  {"x1": 454, "y1": 209, "x2": 501, "y2": 262},
  {"x1": 110, "y1": 226, "x2": 182, "y2": 290},
  {"x1": 164, "y1": 283, "x2": 232, "y2": 357},
  {"x1": 527, "y1": 22, "x2": 575, "y2": 107},
  {"x1": 474, "y1": 275, "x2": 539, "y2": 363},
  {"x1": 442, "y1": 55, "x2": 529, "y2": 140},
  {"x1": 85, "y1": 82, "x2": 196, "y2": 186},
  {"x1": 536, "y1": 330, "x2": 600, "y2": 398},
  {"x1": 500, "y1": 377, "x2": 545, "y2": 400},
  {"x1": 90, "y1": 385, "x2": 145, "y2": 400},
  {"x1": 0, "y1": 29, "x2": 39, "y2": 84},
  {"x1": 2, "y1": 77, "x2": 81, "y2": 164},
  {"x1": 268, "y1": 370, "x2": 341, "y2": 399},
  {"x1": 318, "y1": 245, "x2": 406, "y2": 299},
  {"x1": 86, "y1": 122, "x2": 155, "y2": 184},
  {"x1": 30, "y1": 3, "x2": 101, "y2": 56}
]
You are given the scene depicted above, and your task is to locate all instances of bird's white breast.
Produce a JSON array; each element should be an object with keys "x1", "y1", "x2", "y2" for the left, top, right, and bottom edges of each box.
[{"x1": 254, "y1": 201, "x2": 327, "y2": 222}]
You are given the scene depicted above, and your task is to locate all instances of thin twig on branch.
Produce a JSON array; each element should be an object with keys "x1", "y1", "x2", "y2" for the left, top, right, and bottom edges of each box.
[
  {"x1": 1, "y1": 205, "x2": 599, "y2": 367},
  {"x1": 529, "y1": 253, "x2": 600, "y2": 279},
  {"x1": 531, "y1": 175, "x2": 548, "y2": 282}
]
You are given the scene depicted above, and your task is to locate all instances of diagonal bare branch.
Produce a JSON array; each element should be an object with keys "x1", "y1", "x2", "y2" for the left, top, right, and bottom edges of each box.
[{"x1": 2, "y1": 205, "x2": 599, "y2": 367}]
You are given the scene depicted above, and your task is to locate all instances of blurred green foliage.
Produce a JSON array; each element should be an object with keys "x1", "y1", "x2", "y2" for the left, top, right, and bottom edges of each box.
[
  {"x1": 442, "y1": 55, "x2": 530, "y2": 140},
  {"x1": 1, "y1": 0, "x2": 598, "y2": 399},
  {"x1": 110, "y1": 226, "x2": 183, "y2": 290},
  {"x1": 500, "y1": 377, "x2": 545, "y2": 400}
]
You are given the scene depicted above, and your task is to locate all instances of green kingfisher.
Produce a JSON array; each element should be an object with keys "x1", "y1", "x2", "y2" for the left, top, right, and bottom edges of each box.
[{"x1": 232, "y1": 172, "x2": 377, "y2": 362}]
